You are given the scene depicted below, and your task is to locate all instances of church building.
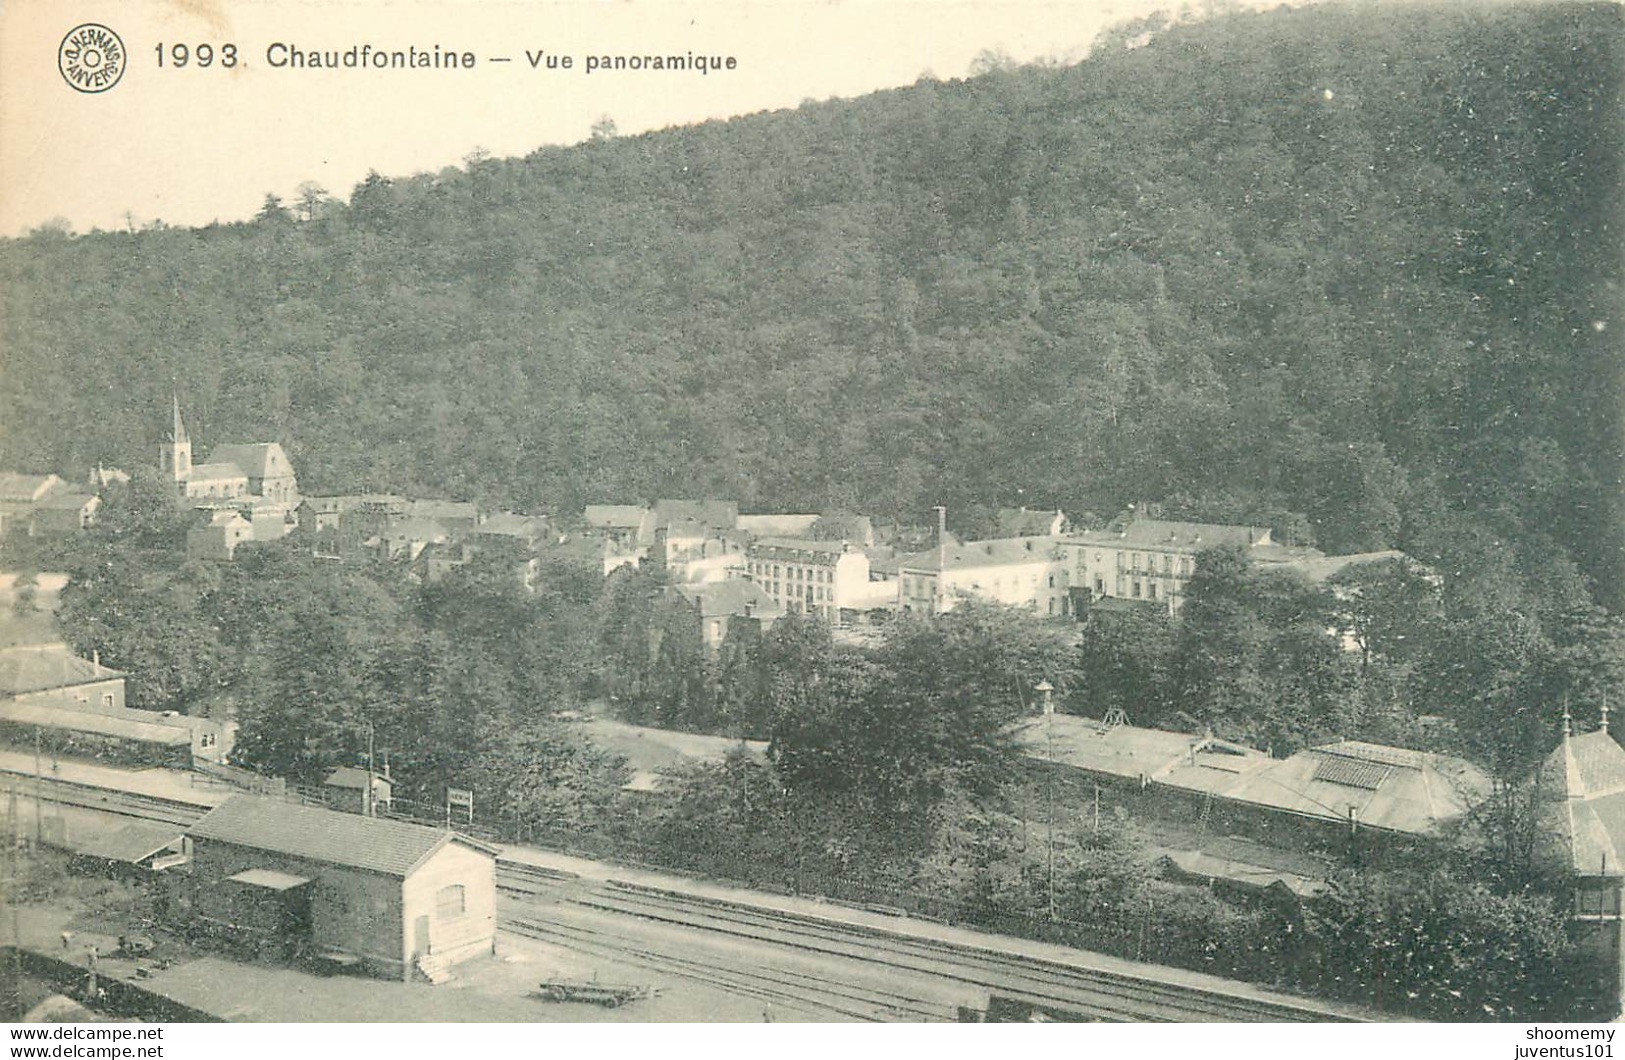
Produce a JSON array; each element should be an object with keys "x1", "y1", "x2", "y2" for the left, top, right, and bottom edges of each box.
[{"x1": 161, "y1": 398, "x2": 299, "y2": 507}]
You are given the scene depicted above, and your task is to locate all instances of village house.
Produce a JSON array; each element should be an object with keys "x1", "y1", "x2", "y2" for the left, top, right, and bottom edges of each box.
[
  {"x1": 0, "y1": 473, "x2": 102, "y2": 539},
  {"x1": 895, "y1": 536, "x2": 1071, "y2": 617},
  {"x1": 652, "y1": 498, "x2": 738, "y2": 533},
  {"x1": 583, "y1": 504, "x2": 656, "y2": 551},
  {"x1": 1061, "y1": 517, "x2": 1270, "y2": 615},
  {"x1": 0, "y1": 473, "x2": 64, "y2": 537},
  {"x1": 672, "y1": 580, "x2": 785, "y2": 654},
  {"x1": 403, "y1": 499, "x2": 481, "y2": 536},
  {"x1": 0, "y1": 642, "x2": 235, "y2": 765},
  {"x1": 294, "y1": 494, "x2": 408, "y2": 535},
  {"x1": 743, "y1": 538, "x2": 890, "y2": 624},
  {"x1": 27, "y1": 490, "x2": 101, "y2": 537},
  {"x1": 186, "y1": 510, "x2": 253, "y2": 562},
  {"x1": 180, "y1": 795, "x2": 498, "y2": 982},
  {"x1": 996, "y1": 506, "x2": 1069, "y2": 538}
]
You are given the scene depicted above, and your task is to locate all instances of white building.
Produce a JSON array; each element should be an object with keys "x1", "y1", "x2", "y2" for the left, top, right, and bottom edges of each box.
[
  {"x1": 1061, "y1": 519, "x2": 1271, "y2": 615},
  {"x1": 743, "y1": 538, "x2": 888, "y2": 623},
  {"x1": 895, "y1": 536, "x2": 1070, "y2": 616}
]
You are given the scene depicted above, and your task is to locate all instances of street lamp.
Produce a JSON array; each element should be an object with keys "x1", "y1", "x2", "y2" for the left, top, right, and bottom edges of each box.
[{"x1": 1035, "y1": 680, "x2": 1056, "y2": 921}]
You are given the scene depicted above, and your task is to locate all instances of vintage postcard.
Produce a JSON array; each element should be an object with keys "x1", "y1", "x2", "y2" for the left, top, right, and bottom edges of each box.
[{"x1": 0, "y1": 0, "x2": 1620, "y2": 1049}]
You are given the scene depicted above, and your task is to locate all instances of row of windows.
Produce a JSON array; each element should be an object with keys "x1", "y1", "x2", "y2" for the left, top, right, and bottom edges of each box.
[
  {"x1": 766, "y1": 581, "x2": 830, "y2": 603},
  {"x1": 1094, "y1": 577, "x2": 1186, "y2": 602},
  {"x1": 749, "y1": 560, "x2": 831, "y2": 583},
  {"x1": 1091, "y1": 551, "x2": 1194, "y2": 576},
  {"x1": 903, "y1": 571, "x2": 1062, "y2": 596}
]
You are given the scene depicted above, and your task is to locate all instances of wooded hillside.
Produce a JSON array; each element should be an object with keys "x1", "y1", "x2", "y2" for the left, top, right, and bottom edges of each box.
[{"x1": 3, "y1": 2, "x2": 1620, "y2": 609}]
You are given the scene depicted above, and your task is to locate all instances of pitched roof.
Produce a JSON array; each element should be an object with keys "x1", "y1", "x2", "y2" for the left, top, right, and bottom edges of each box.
[
  {"x1": 1545, "y1": 728, "x2": 1625, "y2": 876},
  {"x1": 405, "y1": 499, "x2": 478, "y2": 523},
  {"x1": 207, "y1": 443, "x2": 290, "y2": 480},
  {"x1": 750, "y1": 537, "x2": 860, "y2": 560},
  {"x1": 188, "y1": 795, "x2": 490, "y2": 877},
  {"x1": 1018, "y1": 714, "x2": 1224, "y2": 782},
  {"x1": 583, "y1": 505, "x2": 652, "y2": 529},
  {"x1": 1158, "y1": 849, "x2": 1327, "y2": 899},
  {"x1": 475, "y1": 512, "x2": 545, "y2": 538},
  {"x1": 674, "y1": 580, "x2": 783, "y2": 619},
  {"x1": 737, "y1": 513, "x2": 821, "y2": 538},
  {"x1": 1265, "y1": 550, "x2": 1410, "y2": 584},
  {"x1": 32, "y1": 491, "x2": 97, "y2": 512},
  {"x1": 187, "y1": 462, "x2": 248, "y2": 483},
  {"x1": 72, "y1": 822, "x2": 184, "y2": 865},
  {"x1": 0, "y1": 643, "x2": 123, "y2": 695},
  {"x1": 897, "y1": 536, "x2": 1065, "y2": 572},
  {"x1": 0, "y1": 700, "x2": 188, "y2": 745},
  {"x1": 1221, "y1": 741, "x2": 1489, "y2": 836},
  {"x1": 324, "y1": 766, "x2": 389, "y2": 790},
  {"x1": 383, "y1": 517, "x2": 448, "y2": 542},
  {"x1": 1071, "y1": 519, "x2": 1270, "y2": 552},
  {"x1": 811, "y1": 512, "x2": 876, "y2": 546},
  {"x1": 652, "y1": 499, "x2": 737, "y2": 530},
  {"x1": 996, "y1": 507, "x2": 1066, "y2": 537},
  {"x1": 299, "y1": 494, "x2": 407, "y2": 514}
]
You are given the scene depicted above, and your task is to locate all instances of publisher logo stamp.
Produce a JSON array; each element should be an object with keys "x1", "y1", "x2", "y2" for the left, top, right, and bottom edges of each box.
[{"x1": 59, "y1": 24, "x2": 126, "y2": 93}]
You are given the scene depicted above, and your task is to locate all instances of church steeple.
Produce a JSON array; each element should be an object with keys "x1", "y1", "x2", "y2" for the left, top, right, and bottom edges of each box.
[{"x1": 161, "y1": 394, "x2": 192, "y2": 484}]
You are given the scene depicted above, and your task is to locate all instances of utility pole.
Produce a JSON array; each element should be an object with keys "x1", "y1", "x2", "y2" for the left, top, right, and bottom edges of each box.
[
  {"x1": 1036, "y1": 679, "x2": 1056, "y2": 921},
  {"x1": 365, "y1": 721, "x2": 377, "y2": 818},
  {"x1": 933, "y1": 506, "x2": 947, "y2": 615},
  {"x1": 33, "y1": 728, "x2": 44, "y2": 844}
]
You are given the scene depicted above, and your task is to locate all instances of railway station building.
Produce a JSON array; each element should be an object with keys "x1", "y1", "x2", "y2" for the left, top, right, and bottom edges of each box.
[{"x1": 179, "y1": 795, "x2": 498, "y2": 982}]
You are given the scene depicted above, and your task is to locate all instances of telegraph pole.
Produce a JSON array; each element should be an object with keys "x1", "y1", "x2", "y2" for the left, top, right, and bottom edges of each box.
[
  {"x1": 365, "y1": 721, "x2": 377, "y2": 818},
  {"x1": 33, "y1": 728, "x2": 44, "y2": 843},
  {"x1": 933, "y1": 506, "x2": 947, "y2": 614},
  {"x1": 1036, "y1": 680, "x2": 1056, "y2": 921}
]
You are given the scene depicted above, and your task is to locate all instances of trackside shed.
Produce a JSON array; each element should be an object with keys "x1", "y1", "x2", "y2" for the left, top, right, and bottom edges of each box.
[{"x1": 179, "y1": 795, "x2": 497, "y2": 981}]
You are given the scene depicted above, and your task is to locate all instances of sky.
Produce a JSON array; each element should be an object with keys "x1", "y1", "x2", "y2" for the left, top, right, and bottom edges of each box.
[{"x1": 0, "y1": 0, "x2": 1238, "y2": 237}]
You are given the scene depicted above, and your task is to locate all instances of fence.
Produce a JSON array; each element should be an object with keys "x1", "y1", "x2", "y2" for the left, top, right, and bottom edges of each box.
[
  {"x1": 192, "y1": 759, "x2": 286, "y2": 798},
  {"x1": 370, "y1": 792, "x2": 1285, "y2": 985}
]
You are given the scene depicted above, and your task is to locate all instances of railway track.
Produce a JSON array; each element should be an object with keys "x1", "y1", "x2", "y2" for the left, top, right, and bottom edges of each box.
[
  {"x1": 558, "y1": 879, "x2": 1348, "y2": 1022},
  {"x1": 505, "y1": 913, "x2": 952, "y2": 1021},
  {"x1": 9, "y1": 771, "x2": 1361, "y2": 1022},
  {"x1": 0, "y1": 771, "x2": 211, "y2": 827}
]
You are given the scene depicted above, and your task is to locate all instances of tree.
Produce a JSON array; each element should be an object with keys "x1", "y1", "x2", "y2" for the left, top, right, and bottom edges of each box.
[
  {"x1": 1175, "y1": 546, "x2": 1358, "y2": 752},
  {"x1": 470, "y1": 722, "x2": 629, "y2": 836},
  {"x1": 1301, "y1": 868, "x2": 1601, "y2": 1020},
  {"x1": 256, "y1": 194, "x2": 292, "y2": 224},
  {"x1": 294, "y1": 181, "x2": 328, "y2": 221},
  {"x1": 91, "y1": 467, "x2": 189, "y2": 549},
  {"x1": 1324, "y1": 555, "x2": 1443, "y2": 670},
  {"x1": 1074, "y1": 603, "x2": 1175, "y2": 724},
  {"x1": 771, "y1": 603, "x2": 1076, "y2": 813}
]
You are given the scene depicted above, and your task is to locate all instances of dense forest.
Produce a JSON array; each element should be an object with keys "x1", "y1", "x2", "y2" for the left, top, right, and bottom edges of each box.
[{"x1": 3, "y1": 3, "x2": 1621, "y2": 612}]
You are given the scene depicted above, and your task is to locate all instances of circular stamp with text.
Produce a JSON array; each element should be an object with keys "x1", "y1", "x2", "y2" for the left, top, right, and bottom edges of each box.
[{"x1": 59, "y1": 23, "x2": 126, "y2": 93}]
